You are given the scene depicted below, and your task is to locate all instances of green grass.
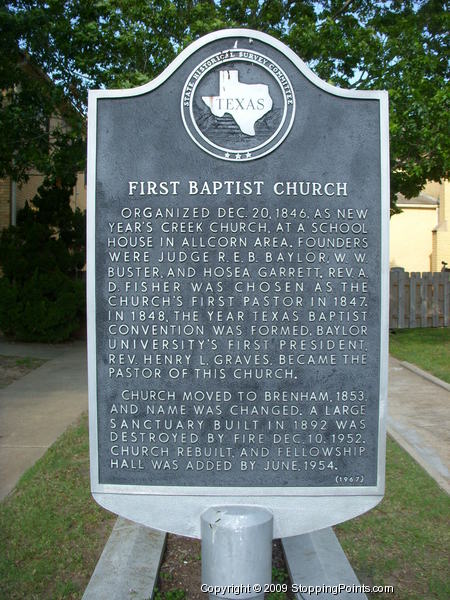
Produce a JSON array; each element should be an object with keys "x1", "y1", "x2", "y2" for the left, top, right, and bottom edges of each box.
[
  {"x1": 389, "y1": 327, "x2": 450, "y2": 383},
  {"x1": 154, "y1": 590, "x2": 186, "y2": 600},
  {"x1": 14, "y1": 356, "x2": 45, "y2": 369},
  {"x1": 0, "y1": 415, "x2": 115, "y2": 600},
  {"x1": 336, "y1": 437, "x2": 450, "y2": 599}
]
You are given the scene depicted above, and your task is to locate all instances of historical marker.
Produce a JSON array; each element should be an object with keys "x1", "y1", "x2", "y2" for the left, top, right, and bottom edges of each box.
[{"x1": 87, "y1": 29, "x2": 389, "y2": 538}]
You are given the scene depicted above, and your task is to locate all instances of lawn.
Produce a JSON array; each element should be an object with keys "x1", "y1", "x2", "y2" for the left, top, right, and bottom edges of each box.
[
  {"x1": 0, "y1": 416, "x2": 116, "y2": 600},
  {"x1": 336, "y1": 436, "x2": 450, "y2": 599},
  {"x1": 389, "y1": 327, "x2": 450, "y2": 383}
]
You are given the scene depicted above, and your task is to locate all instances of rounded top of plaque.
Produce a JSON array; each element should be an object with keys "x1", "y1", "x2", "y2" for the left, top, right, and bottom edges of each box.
[{"x1": 89, "y1": 28, "x2": 387, "y2": 104}]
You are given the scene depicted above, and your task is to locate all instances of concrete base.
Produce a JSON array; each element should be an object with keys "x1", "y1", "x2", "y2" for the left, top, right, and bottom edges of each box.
[
  {"x1": 201, "y1": 506, "x2": 273, "y2": 600},
  {"x1": 82, "y1": 518, "x2": 166, "y2": 600},
  {"x1": 282, "y1": 528, "x2": 367, "y2": 599},
  {"x1": 83, "y1": 521, "x2": 366, "y2": 600}
]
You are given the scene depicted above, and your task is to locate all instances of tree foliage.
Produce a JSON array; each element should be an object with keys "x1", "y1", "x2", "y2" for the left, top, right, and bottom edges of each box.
[
  {"x1": 0, "y1": 4, "x2": 84, "y2": 182},
  {"x1": 1, "y1": 0, "x2": 449, "y2": 204}
]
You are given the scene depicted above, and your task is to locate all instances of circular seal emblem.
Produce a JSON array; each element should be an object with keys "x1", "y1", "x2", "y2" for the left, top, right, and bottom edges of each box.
[{"x1": 181, "y1": 48, "x2": 295, "y2": 161}]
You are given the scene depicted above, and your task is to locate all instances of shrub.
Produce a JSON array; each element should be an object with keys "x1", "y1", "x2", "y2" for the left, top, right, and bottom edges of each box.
[
  {"x1": 0, "y1": 176, "x2": 86, "y2": 342},
  {"x1": 0, "y1": 271, "x2": 84, "y2": 342}
]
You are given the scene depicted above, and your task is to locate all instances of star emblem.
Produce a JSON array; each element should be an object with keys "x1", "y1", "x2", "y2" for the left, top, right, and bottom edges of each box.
[
  {"x1": 236, "y1": 153, "x2": 241, "y2": 160},
  {"x1": 225, "y1": 152, "x2": 230, "y2": 158},
  {"x1": 246, "y1": 152, "x2": 252, "y2": 158}
]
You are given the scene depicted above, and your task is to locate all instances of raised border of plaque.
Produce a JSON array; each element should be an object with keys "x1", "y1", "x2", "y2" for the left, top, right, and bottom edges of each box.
[{"x1": 87, "y1": 28, "x2": 389, "y2": 538}]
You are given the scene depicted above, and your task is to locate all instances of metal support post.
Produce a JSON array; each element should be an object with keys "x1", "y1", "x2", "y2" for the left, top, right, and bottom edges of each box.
[{"x1": 201, "y1": 506, "x2": 273, "y2": 600}]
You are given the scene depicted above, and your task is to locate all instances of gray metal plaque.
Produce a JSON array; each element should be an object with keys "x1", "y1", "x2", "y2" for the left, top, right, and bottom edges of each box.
[{"x1": 87, "y1": 29, "x2": 389, "y2": 538}]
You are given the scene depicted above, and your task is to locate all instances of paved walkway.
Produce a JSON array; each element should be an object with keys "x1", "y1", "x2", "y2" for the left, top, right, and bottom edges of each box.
[
  {"x1": 0, "y1": 341, "x2": 448, "y2": 501},
  {"x1": 388, "y1": 356, "x2": 449, "y2": 493},
  {"x1": 0, "y1": 340, "x2": 87, "y2": 500}
]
